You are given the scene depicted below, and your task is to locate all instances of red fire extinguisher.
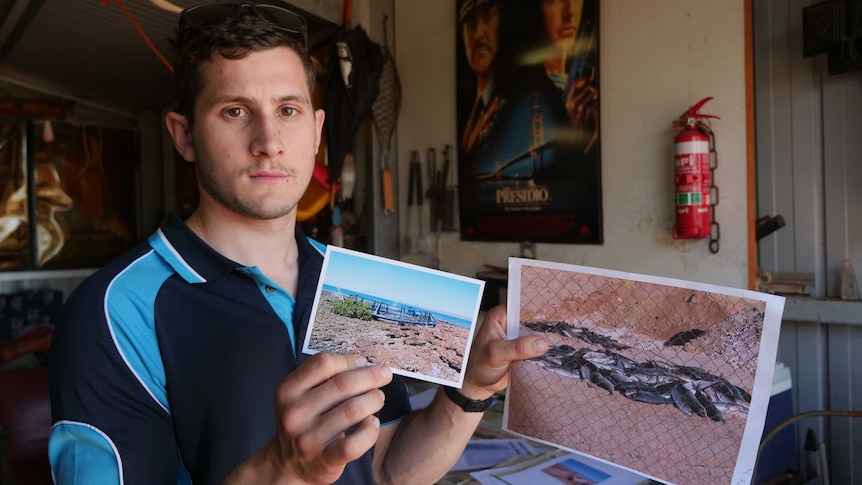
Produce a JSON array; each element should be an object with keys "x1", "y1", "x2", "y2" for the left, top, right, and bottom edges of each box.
[{"x1": 672, "y1": 97, "x2": 720, "y2": 252}]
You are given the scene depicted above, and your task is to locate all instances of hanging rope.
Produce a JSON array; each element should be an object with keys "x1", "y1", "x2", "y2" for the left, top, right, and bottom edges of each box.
[
  {"x1": 340, "y1": 0, "x2": 353, "y2": 32},
  {"x1": 101, "y1": 0, "x2": 174, "y2": 74}
]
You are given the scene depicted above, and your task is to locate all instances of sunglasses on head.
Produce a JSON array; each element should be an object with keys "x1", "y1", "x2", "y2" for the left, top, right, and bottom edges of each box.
[{"x1": 179, "y1": 3, "x2": 308, "y2": 48}]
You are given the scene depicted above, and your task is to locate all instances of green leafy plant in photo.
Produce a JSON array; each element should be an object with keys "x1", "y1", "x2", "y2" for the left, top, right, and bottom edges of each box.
[{"x1": 332, "y1": 296, "x2": 373, "y2": 320}]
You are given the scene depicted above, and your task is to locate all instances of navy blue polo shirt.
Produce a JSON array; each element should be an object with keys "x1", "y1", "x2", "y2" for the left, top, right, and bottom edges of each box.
[{"x1": 48, "y1": 212, "x2": 410, "y2": 484}]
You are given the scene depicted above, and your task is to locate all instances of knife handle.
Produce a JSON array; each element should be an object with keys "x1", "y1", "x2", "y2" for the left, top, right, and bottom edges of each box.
[{"x1": 382, "y1": 168, "x2": 394, "y2": 212}]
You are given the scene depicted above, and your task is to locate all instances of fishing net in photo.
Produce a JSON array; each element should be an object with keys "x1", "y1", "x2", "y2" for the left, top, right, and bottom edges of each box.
[{"x1": 505, "y1": 263, "x2": 767, "y2": 485}]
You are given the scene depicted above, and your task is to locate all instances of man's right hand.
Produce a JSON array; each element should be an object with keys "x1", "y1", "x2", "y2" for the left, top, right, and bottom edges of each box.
[{"x1": 223, "y1": 352, "x2": 393, "y2": 484}]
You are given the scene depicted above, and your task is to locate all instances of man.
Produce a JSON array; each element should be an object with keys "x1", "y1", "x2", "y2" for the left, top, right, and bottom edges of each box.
[
  {"x1": 47, "y1": 3, "x2": 549, "y2": 484},
  {"x1": 539, "y1": 0, "x2": 599, "y2": 153},
  {"x1": 460, "y1": 0, "x2": 504, "y2": 155}
]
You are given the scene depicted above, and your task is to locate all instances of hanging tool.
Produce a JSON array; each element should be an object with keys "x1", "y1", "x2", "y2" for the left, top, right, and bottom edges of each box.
[
  {"x1": 439, "y1": 149, "x2": 450, "y2": 228},
  {"x1": 432, "y1": 147, "x2": 448, "y2": 269},
  {"x1": 403, "y1": 151, "x2": 420, "y2": 254},
  {"x1": 323, "y1": 11, "x2": 383, "y2": 214},
  {"x1": 330, "y1": 204, "x2": 344, "y2": 247},
  {"x1": 416, "y1": 150, "x2": 427, "y2": 254},
  {"x1": 441, "y1": 145, "x2": 457, "y2": 232},
  {"x1": 426, "y1": 147, "x2": 437, "y2": 231},
  {"x1": 371, "y1": 14, "x2": 400, "y2": 215},
  {"x1": 341, "y1": 152, "x2": 356, "y2": 200}
]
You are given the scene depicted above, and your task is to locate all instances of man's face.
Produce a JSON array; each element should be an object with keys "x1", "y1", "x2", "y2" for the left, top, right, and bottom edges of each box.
[
  {"x1": 182, "y1": 47, "x2": 325, "y2": 220},
  {"x1": 462, "y1": 4, "x2": 500, "y2": 77},
  {"x1": 542, "y1": 0, "x2": 584, "y2": 53}
]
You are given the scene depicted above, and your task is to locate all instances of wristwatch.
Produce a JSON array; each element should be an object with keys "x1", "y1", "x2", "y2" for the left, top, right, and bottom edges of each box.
[{"x1": 442, "y1": 386, "x2": 494, "y2": 413}]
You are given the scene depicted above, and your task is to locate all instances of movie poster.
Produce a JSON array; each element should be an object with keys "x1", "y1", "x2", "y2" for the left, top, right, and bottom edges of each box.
[{"x1": 456, "y1": 0, "x2": 602, "y2": 244}]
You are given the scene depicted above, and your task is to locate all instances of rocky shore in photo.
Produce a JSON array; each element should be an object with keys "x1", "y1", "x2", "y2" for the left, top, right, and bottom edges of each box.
[{"x1": 307, "y1": 291, "x2": 474, "y2": 383}]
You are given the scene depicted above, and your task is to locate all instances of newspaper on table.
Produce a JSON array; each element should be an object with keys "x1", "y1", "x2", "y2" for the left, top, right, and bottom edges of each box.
[
  {"x1": 471, "y1": 449, "x2": 651, "y2": 485},
  {"x1": 450, "y1": 438, "x2": 541, "y2": 472},
  {"x1": 503, "y1": 258, "x2": 785, "y2": 485}
]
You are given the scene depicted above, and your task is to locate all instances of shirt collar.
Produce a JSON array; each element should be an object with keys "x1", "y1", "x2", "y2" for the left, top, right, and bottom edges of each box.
[{"x1": 148, "y1": 212, "x2": 324, "y2": 284}]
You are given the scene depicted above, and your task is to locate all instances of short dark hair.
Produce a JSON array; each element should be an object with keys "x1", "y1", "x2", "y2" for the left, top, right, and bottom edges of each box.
[{"x1": 170, "y1": 12, "x2": 316, "y2": 128}]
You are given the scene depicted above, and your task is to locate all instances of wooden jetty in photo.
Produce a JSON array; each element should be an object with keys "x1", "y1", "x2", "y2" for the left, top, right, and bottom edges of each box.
[{"x1": 369, "y1": 300, "x2": 437, "y2": 326}]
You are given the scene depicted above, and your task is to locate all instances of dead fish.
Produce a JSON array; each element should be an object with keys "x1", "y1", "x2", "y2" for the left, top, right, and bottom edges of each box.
[
  {"x1": 532, "y1": 344, "x2": 576, "y2": 364},
  {"x1": 663, "y1": 329, "x2": 706, "y2": 347},
  {"x1": 628, "y1": 370, "x2": 677, "y2": 387},
  {"x1": 714, "y1": 379, "x2": 751, "y2": 403},
  {"x1": 713, "y1": 401, "x2": 750, "y2": 417},
  {"x1": 559, "y1": 354, "x2": 587, "y2": 372},
  {"x1": 588, "y1": 369, "x2": 615, "y2": 394},
  {"x1": 531, "y1": 341, "x2": 743, "y2": 422},
  {"x1": 544, "y1": 364, "x2": 585, "y2": 380},
  {"x1": 671, "y1": 383, "x2": 701, "y2": 417},
  {"x1": 604, "y1": 367, "x2": 637, "y2": 386},
  {"x1": 583, "y1": 351, "x2": 616, "y2": 369},
  {"x1": 524, "y1": 321, "x2": 577, "y2": 338},
  {"x1": 640, "y1": 359, "x2": 676, "y2": 372},
  {"x1": 611, "y1": 352, "x2": 639, "y2": 371},
  {"x1": 693, "y1": 389, "x2": 724, "y2": 422},
  {"x1": 545, "y1": 344, "x2": 579, "y2": 356},
  {"x1": 627, "y1": 389, "x2": 674, "y2": 405},
  {"x1": 579, "y1": 364, "x2": 593, "y2": 381},
  {"x1": 573, "y1": 327, "x2": 629, "y2": 350}
]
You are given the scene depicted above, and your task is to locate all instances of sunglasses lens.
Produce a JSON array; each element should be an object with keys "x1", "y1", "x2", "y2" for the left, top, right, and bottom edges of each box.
[
  {"x1": 179, "y1": 4, "x2": 308, "y2": 47},
  {"x1": 254, "y1": 5, "x2": 306, "y2": 34},
  {"x1": 254, "y1": 5, "x2": 307, "y2": 45},
  {"x1": 182, "y1": 4, "x2": 240, "y2": 30}
]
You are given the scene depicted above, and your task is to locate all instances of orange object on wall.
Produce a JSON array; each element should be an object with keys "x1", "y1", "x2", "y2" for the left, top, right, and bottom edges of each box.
[
  {"x1": 297, "y1": 161, "x2": 338, "y2": 222},
  {"x1": 297, "y1": 60, "x2": 337, "y2": 222}
]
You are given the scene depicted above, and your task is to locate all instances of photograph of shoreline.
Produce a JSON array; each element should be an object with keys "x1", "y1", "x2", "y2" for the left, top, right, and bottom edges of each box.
[{"x1": 303, "y1": 247, "x2": 485, "y2": 386}]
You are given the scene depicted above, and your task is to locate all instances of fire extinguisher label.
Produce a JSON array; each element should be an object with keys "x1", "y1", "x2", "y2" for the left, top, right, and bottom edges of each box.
[
  {"x1": 676, "y1": 192, "x2": 703, "y2": 205},
  {"x1": 674, "y1": 140, "x2": 709, "y2": 155}
]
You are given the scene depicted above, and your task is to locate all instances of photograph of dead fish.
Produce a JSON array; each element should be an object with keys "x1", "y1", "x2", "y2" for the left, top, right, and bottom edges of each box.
[
  {"x1": 302, "y1": 246, "x2": 485, "y2": 387},
  {"x1": 504, "y1": 258, "x2": 784, "y2": 485}
]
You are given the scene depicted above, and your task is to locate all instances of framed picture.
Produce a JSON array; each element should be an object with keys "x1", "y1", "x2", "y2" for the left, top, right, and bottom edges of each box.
[
  {"x1": 802, "y1": 0, "x2": 842, "y2": 58},
  {"x1": 456, "y1": 0, "x2": 602, "y2": 244},
  {"x1": 0, "y1": 119, "x2": 138, "y2": 270}
]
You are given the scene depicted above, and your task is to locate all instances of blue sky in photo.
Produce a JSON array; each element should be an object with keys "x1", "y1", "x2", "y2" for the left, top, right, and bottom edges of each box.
[{"x1": 323, "y1": 249, "x2": 482, "y2": 318}]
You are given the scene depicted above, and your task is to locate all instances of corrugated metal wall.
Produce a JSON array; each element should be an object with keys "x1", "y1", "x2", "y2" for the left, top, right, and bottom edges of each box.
[{"x1": 754, "y1": 1, "x2": 862, "y2": 483}]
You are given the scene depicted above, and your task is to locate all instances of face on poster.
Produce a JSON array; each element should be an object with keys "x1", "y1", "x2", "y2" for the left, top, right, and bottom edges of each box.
[
  {"x1": 303, "y1": 246, "x2": 485, "y2": 387},
  {"x1": 456, "y1": 0, "x2": 602, "y2": 244}
]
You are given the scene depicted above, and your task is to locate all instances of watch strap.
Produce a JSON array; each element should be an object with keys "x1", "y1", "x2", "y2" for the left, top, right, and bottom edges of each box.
[{"x1": 442, "y1": 385, "x2": 494, "y2": 412}]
